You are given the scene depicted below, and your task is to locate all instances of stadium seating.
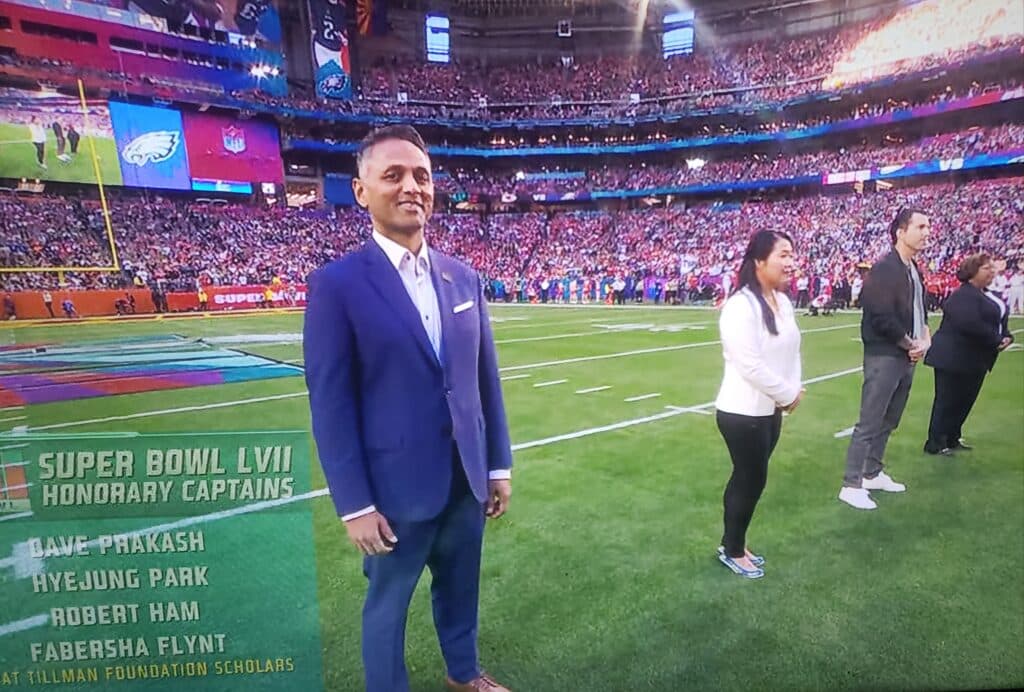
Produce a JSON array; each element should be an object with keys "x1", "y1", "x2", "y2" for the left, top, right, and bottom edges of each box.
[{"x1": 3, "y1": 176, "x2": 1020, "y2": 301}]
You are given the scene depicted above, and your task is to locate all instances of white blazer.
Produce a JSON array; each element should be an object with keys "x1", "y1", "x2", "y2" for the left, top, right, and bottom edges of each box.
[{"x1": 715, "y1": 287, "x2": 802, "y2": 416}]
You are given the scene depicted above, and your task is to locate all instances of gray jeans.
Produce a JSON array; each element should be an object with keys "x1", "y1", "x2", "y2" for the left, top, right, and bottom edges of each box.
[{"x1": 843, "y1": 353, "x2": 917, "y2": 487}]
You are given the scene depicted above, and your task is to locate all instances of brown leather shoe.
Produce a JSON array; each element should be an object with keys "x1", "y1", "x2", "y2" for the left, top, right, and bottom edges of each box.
[{"x1": 445, "y1": 672, "x2": 510, "y2": 691}]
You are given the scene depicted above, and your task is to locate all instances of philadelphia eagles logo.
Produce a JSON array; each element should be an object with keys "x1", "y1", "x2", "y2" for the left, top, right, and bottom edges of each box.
[{"x1": 121, "y1": 131, "x2": 181, "y2": 166}]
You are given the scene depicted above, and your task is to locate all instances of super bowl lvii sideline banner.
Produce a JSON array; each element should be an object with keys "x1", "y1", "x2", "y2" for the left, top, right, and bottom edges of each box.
[{"x1": 0, "y1": 431, "x2": 324, "y2": 691}]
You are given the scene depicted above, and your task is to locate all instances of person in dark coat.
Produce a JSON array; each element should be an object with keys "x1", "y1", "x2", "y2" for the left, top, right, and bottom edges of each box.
[{"x1": 923, "y1": 253, "x2": 1014, "y2": 455}]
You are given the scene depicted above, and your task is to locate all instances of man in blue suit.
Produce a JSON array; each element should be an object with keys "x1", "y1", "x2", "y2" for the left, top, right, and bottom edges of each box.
[{"x1": 304, "y1": 125, "x2": 514, "y2": 692}]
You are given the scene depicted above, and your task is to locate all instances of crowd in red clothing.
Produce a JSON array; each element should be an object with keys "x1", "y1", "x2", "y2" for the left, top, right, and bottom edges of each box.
[{"x1": 3, "y1": 178, "x2": 1021, "y2": 308}]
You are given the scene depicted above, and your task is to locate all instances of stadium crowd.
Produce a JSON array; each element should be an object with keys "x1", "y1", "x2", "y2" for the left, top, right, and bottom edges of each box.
[
  {"x1": 3, "y1": 177, "x2": 1021, "y2": 313},
  {"x1": 431, "y1": 123, "x2": 1024, "y2": 199},
  {"x1": 2, "y1": 0, "x2": 1020, "y2": 124},
  {"x1": 358, "y1": 0, "x2": 1021, "y2": 112}
]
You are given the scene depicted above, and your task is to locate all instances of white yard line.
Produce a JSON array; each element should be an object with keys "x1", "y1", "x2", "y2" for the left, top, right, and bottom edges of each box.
[
  {"x1": 0, "y1": 614, "x2": 49, "y2": 637},
  {"x1": 283, "y1": 358, "x2": 304, "y2": 364},
  {"x1": 500, "y1": 374, "x2": 531, "y2": 381},
  {"x1": 0, "y1": 416, "x2": 26, "y2": 424},
  {"x1": 491, "y1": 317, "x2": 634, "y2": 331},
  {"x1": 514, "y1": 365, "x2": 864, "y2": 452},
  {"x1": 495, "y1": 330, "x2": 615, "y2": 345},
  {"x1": 533, "y1": 379, "x2": 568, "y2": 388},
  {"x1": 498, "y1": 323, "x2": 858, "y2": 373},
  {"x1": 501, "y1": 340, "x2": 723, "y2": 373},
  {"x1": 624, "y1": 393, "x2": 661, "y2": 402},
  {"x1": 0, "y1": 361, "x2": 868, "y2": 643},
  {"x1": 28, "y1": 392, "x2": 309, "y2": 431},
  {"x1": 575, "y1": 386, "x2": 611, "y2": 394},
  {"x1": 18, "y1": 325, "x2": 861, "y2": 434},
  {"x1": 665, "y1": 405, "x2": 712, "y2": 415}
]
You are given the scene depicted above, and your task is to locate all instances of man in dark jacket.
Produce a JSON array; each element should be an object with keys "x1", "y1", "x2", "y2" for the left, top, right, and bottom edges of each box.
[{"x1": 839, "y1": 208, "x2": 931, "y2": 510}]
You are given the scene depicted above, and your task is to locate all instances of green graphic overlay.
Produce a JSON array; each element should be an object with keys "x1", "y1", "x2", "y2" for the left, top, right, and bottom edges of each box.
[{"x1": 0, "y1": 432, "x2": 323, "y2": 691}]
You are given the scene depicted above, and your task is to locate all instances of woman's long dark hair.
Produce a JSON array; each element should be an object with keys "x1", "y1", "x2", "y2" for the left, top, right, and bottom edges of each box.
[{"x1": 733, "y1": 230, "x2": 794, "y2": 336}]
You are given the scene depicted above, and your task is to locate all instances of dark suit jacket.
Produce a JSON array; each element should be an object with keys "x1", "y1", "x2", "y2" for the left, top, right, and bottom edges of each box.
[
  {"x1": 925, "y1": 283, "x2": 1013, "y2": 374},
  {"x1": 860, "y1": 250, "x2": 929, "y2": 358},
  {"x1": 303, "y1": 240, "x2": 513, "y2": 522}
]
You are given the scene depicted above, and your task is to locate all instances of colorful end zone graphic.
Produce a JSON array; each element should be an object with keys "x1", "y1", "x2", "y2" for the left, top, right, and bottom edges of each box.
[{"x1": 0, "y1": 336, "x2": 301, "y2": 408}]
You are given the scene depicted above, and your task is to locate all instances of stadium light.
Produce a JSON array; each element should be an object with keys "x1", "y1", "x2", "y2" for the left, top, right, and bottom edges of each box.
[{"x1": 686, "y1": 158, "x2": 706, "y2": 170}]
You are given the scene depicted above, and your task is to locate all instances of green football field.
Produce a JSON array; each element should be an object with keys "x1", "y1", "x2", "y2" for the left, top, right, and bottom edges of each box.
[
  {"x1": 2, "y1": 304, "x2": 1023, "y2": 691},
  {"x1": 0, "y1": 123, "x2": 123, "y2": 185}
]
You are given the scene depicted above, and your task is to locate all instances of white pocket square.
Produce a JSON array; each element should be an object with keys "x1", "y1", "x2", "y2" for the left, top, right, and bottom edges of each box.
[{"x1": 453, "y1": 300, "x2": 475, "y2": 314}]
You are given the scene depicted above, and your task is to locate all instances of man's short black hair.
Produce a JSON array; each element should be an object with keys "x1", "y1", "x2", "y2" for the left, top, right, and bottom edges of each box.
[
  {"x1": 355, "y1": 125, "x2": 428, "y2": 174},
  {"x1": 888, "y1": 206, "x2": 928, "y2": 245}
]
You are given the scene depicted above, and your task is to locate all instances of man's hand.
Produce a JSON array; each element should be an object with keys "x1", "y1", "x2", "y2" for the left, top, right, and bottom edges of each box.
[
  {"x1": 998, "y1": 336, "x2": 1013, "y2": 351},
  {"x1": 486, "y1": 479, "x2": 511, "y2": 519},
  {"x1": 344, "y1": 512, "x2": 397, "y2": 556},
  {"x1": 783, "y1": 388, "x2": 806, "y2": 414},
  {"x1": 908, "y1": 338, "x2": 930, "y2": 362}
]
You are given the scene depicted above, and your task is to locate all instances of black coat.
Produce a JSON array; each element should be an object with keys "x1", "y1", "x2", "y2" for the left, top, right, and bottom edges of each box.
[
  {"x1": 860, "y1": 250, "x2": 929, "y2": 357},
  {"x1": 925, "y1": 283, "x2": 1012, "y2": 374}
]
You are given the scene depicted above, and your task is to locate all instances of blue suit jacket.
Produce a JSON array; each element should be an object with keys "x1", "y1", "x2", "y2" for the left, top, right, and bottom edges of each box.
[{"x1": 303, "y1": 240, "x2": 513, "y2": 522}]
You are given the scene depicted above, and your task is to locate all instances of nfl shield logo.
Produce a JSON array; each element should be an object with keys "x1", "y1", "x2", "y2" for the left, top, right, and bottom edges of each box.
[{"x1": 222, "y1": 126, "x2": 246, "y2": 154}]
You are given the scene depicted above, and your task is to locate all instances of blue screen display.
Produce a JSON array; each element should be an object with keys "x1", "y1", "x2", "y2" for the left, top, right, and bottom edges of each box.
[{"x1": 109, "y1": 101, "x2": 192, "y2": 190}]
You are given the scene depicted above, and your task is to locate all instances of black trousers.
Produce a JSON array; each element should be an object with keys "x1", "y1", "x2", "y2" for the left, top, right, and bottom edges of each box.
[
  {"x1": 717, "y1": 409, "x2": 782, "y2": 558},
  {"x1": 926, "y1": 368, "x2": 986, "y2": 451}
]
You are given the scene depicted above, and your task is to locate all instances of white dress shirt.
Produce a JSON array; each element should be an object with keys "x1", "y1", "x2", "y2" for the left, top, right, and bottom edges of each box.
[
  {"x1": 372, "y1": 230, "x2": 442, "y2": 359},
  {"x1": 984, "y1": 289, "x2": 1007, "y2": 321},
  {"x1": 715, "y1": 287, "x2": 802, "y2": 416},
  {"x1": 342, "y1": 232, "x2": 508, "y2": 522}
]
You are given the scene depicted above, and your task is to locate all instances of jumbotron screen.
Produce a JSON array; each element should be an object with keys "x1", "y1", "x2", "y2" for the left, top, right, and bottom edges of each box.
[
  {"x1": 73, "y1": 0, "x2": 282, "y2": 46},
  {"x1": 0, "y1": 87, "x2": 284, "y2": 192},
  {"x1": 0, "y1": 87, "x2": 123, "y2": 186}
]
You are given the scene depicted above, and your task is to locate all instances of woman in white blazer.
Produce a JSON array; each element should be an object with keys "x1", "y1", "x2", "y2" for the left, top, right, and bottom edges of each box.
[{"x1": 715, "y1": 231, "x2": 803, "y2": 579}]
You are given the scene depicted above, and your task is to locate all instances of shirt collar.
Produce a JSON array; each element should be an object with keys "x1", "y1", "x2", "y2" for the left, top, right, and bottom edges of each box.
[{"x1": 372, "y1": 230, "x2": 430, "y2": 272}]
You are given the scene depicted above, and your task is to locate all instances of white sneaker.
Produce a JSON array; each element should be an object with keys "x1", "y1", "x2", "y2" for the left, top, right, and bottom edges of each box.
[
  {"x1": 862, "y1": 471, "x2": 906, "y2": 493},
  {"x1": 838, "y1": 486, "x2": 877, "y2": 510}
]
